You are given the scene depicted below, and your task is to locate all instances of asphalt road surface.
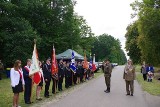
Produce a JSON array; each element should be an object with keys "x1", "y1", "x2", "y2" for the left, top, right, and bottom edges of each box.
[{"x1": 43, "y1": 66, "x2": 160, "y2": 107}]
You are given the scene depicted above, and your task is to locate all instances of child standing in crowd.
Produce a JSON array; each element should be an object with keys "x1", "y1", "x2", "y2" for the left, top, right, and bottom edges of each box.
[
  {"x1": 146, "y1": 64, "x2": 154, "y2": 82},
  {"x1": 10, "y1": 60, "x2": 25, "y2": 107}
]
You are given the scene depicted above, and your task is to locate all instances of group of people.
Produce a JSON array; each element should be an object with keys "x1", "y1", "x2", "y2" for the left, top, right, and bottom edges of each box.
[
  {"x1": 141, "y1": 62, "x2": 154, "y2": 82},
  {"x1": 10, "y1": 58, "x2": 94, "y2": 107},
  {"x1": 102, "y1": 59, "x2": 136, "y2": 96}
]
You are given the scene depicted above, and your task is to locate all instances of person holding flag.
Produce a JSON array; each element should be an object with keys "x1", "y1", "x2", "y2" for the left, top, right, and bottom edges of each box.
[
  {"x1": 58, "y1": 59, "x2": 64, "y2": 91},
  {"x1": 43, "y1": 58, "x2": 52, "y2": 98},
  {"x1": 83, "y1": 52, "x2": 89, "y2": 81},
  {"x1": 23, "y1": 59, "x2": 33, "y2": 104}
]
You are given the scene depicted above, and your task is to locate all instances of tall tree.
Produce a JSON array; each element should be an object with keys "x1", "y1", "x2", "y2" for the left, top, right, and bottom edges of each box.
[
  {"x1": 0, "y1": 0, "x2": 95, "y2": 65},
  {"x1": 92, "y1": 34, "x2": 126, "y2": 64},
  {"x1": 125, "y1": 22, "x2": 141, "y2": 64},
  {"x1": 130, "y1": 0, "x2": 160, "y2": 65}
]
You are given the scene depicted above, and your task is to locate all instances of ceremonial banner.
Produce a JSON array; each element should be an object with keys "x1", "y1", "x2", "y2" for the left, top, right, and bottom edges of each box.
[
  {"x1": 92, "y1": 54, "x2": 96, "y2": 72},
  {"x1": 51, "y1": 45, "x2": 58, "y2": 75},
  {"x1": 89, "y1": 54, "x2": 93, "y2": 70},
  {"x1": 30, "y1": 43, "x2": 41, "y2": 85},
  {"x1": 70, "y1": 51, "x2": 76, "y2": 73},
  {"x1": 83, "y1": 52, "x2": 89, "y2": 69}
]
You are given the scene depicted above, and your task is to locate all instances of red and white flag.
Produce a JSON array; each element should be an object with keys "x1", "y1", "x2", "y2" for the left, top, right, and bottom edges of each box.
[
  {"x1": 51, "y1": 45, "x2": 58, "y2": 75},
  {"x1": 30, "y1": 43, "x2": 41, "y2": 85},
  {"x1": 92, "y1": 54, "x2": 97, "y2": 72}
]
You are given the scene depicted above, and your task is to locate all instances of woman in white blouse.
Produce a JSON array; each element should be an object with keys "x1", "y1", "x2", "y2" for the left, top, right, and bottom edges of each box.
[{"x1": 10, "y1": 60, "x2": 25, "y2": 107}]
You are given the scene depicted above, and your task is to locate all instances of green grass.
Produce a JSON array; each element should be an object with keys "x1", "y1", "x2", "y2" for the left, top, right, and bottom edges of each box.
[
  {"x1": 135, "y1": 65, "x2": 142, "y2": 72},
  {"x1": 136, "y1": 74, "x2": 160, "y2": 96},
  {"x1": 135, "y1": 65, "x2": 160, "y2": 96},
  {"x1": 0, "y1": 71, "x2": 103, "y2": 107}
]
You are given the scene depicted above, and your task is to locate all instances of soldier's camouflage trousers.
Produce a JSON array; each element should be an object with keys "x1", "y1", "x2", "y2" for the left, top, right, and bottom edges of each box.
[{"x1": 105, "y1": 75, "x2": 111, "y2": 89}]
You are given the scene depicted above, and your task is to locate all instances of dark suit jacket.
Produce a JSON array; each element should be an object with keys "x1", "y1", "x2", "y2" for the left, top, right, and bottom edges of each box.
[
  {"x1": 42, "y1": 64, "x2": 51, "y2": 80},
  {"x1": 58, "y1": 64, "x2": 64, "y2": 78},
  {"x1": 23, "y1": 67, "x2": 32, "y2": 84}
]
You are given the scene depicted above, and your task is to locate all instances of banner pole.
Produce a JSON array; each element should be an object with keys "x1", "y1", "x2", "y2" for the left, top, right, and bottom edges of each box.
[{"x1": 54, "y1": 79, "x2": 56, "y2": 94}]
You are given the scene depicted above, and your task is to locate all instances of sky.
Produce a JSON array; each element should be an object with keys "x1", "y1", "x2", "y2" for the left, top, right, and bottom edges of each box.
[{"x1": 74, "y1": 0, "x2": 136, "y2": 58}]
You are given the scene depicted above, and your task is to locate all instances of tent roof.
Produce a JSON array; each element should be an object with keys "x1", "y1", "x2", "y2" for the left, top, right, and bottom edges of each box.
[{"x1": 56, "y1": 49, "x2": 84, "y2": 60}]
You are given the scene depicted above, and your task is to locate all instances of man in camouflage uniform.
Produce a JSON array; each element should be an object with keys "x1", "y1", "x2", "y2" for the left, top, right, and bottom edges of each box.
[
  {"x1": 103, "y1": 59, "x2": 112, "y2": 93},
  {"x1": 123, "y1": 59, "x2": 135, "y2": 96}
]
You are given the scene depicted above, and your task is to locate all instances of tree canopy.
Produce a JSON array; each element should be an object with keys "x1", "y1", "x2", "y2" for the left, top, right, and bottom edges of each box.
[
  {"x1": 0, "y1": 0, "x2": 126, "y2": 66},
  {"x1": 126, "y1": 0, "x2": 160, "y2": 66},
  {"x1": 92, "y1": 34, "x2": 127, "y2": 64}
]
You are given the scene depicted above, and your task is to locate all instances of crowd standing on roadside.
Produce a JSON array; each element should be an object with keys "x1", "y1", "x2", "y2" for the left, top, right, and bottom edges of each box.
[
  {"x1": 8, "y1": 58, "x2": 95, "y2": 107},
  {"x1": 5, "y1": 56, "x2": 156, "y2": 107}
]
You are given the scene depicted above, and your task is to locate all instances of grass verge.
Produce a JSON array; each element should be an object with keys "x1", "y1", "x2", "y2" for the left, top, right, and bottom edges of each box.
[
  {"x1": 0, "y1": 70, "x2": 103, "y2": 107},
  {"x1": 135, "y1": 65, "x2": 160, "y2": 96}
]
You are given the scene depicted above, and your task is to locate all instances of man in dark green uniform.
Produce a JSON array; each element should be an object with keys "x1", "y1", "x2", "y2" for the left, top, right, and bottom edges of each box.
[{"x1": 104, "y1": 59, "x2": 112, "y2": 93}]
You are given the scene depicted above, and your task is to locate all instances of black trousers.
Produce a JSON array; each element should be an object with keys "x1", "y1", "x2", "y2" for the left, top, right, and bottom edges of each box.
[
  {"x1": 44, "y1": 78, "x2": 51, "y2": 96},
  {"x1": 24, "y1": 82, "x2": 32, "y2": 103},
  {"x1": 143, "y1": 74, "x2": 147, "y2": 81},
  {"x1": 69, "y1": 76, "x2": 72, "y2": 86},
  {"x1": 73, "y1": 74, "x2": 77, "y2": 84},
  {"x1": 58, "y1": 77, "x2": 63, "y2": 90},
  {"x1": 80, "y1": 73, "x2": 83, "y2": 82},
  {"x1": 65, "y1": 76, "x2": 70, "y2": 88},
  {"x1": 52, "y1": 78, "x2": 58, "y2": 93}
]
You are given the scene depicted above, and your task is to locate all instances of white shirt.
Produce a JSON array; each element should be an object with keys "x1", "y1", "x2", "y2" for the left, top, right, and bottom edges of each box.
[{"x1": 10, "y1": 68, "x2": 25, "y2": 87}]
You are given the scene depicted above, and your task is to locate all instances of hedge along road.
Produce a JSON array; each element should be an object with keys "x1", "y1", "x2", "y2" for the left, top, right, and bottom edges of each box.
[{"x1": 40, "y1": 66, "x2": 160, "y2": 107}]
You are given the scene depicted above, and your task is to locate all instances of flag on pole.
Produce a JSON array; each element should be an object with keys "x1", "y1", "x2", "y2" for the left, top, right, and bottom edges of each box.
[
  {"x1": 89, "y1": 54, "x2": 92, "y2": 70},
  {"x1": 83, "y1": 52, "x2": 89, "y2": 69},
  {"x1": 92, "y1": 54, "x2": 97, "y2": 72},
  {"x1": 51, "y1": 45, "x2": 58, "y2": 77},
  {"x1": 30, "y1": 42, "x2": 41, "y2": 85},
  {"x1": 70, "y1": 51, "x2": 76, "y2": 73}
]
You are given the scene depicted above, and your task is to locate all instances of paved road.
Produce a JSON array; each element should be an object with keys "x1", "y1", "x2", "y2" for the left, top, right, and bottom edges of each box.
[{"x1": 43, "y1": 66, "x2": 159, "y2": 107}]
